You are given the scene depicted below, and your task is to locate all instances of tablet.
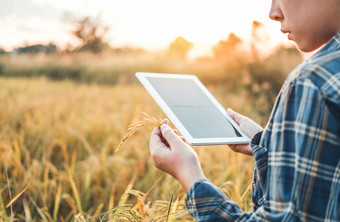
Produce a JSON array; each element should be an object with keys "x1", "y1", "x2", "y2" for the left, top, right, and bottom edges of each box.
[{"x1": 136, "y1": 72, "x2": 250, "y2": 145}]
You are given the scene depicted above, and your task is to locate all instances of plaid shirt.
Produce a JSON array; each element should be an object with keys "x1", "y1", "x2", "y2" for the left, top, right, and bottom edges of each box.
[{"x1": 185, "y1": 32, "x2": 340, "y2": 221}]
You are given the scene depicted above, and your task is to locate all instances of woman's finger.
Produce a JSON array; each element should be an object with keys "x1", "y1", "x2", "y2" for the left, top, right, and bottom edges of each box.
[
  {"x1": 227, "y1": 108, "x2": 242, "y2": 125},
  {"x1": 162, "y1": 118, "x2": 169, "y2": 125},
  {"x1": 227, "y1": 144, "x2": 253, "y2": 156}
]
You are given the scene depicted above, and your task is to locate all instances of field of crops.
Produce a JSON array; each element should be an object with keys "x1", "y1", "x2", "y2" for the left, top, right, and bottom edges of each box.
[{"x1": 0, "y1": 48, "x2": 302, "y2": 221}]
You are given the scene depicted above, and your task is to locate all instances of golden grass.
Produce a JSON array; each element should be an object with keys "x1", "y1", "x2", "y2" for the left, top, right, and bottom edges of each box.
[
  {"x1": 115, "y1": 112, "x2": 163, "y2": 153},
  {"x1": 0, "y1": 76, "x2": 260, "y2": 221}
]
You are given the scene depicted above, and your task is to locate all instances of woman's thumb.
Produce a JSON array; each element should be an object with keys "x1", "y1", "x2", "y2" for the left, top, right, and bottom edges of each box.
[
  {"x1": 160, "y1": 124, "x2": 182, "y2": 147},
  {"x1": 227, "y1": 108, "x2": 242, "y2": 125}
]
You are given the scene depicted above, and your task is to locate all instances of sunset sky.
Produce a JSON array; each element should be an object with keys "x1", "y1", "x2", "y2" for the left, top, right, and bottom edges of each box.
[{"x1": 0, "y1": 0, "x2": 293, "y2": 57}]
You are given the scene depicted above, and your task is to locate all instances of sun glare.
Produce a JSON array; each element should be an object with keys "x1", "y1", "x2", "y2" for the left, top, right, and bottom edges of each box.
[{"x1": 0, "y1": 0, "x2": 291, "y2": 57}]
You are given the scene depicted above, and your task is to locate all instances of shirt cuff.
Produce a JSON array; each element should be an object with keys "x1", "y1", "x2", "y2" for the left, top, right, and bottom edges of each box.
[
  {"x1": 185, "y1": 178, "x2": 229, "y2": 205},
  {"x1": 185, "y1": 178, "x2": 244, "y2": 221},
  {"x1": 251, "y1": 130, "x2": 263, "y2": 146},
  {"x1": 185, "y1": 178, "x2": 211, "y2": 200}
]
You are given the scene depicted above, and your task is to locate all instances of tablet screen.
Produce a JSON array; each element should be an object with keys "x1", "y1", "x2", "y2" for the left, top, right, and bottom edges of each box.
[{"x1": 146, "y1": 77, "x2": 242, "y2": 138}]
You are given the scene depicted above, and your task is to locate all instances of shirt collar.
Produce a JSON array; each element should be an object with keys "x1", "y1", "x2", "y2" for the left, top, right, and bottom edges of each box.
[{"x1": 313, "y1": 32, "x2": 340, "y2": 58}]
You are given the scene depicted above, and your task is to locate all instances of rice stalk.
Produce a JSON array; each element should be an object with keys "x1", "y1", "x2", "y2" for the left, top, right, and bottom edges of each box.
[
  {"x1": 68, "y1": 171, "x2": 83, "y2": 213},
  {"x1": 53, "y1": 183, "x2": 62, "y2": 221},
  {"x1": 108, "y1": 171, "x2": 120, "y2": 220},
  {"x1": 74, "y1": 213, "x2": 86, "y2": 222},
  {"x1": 239, "y1": 183, "x2": 252, "y2": 201},
  {"x1": 67, "y1": 126, "x2": 98, "y2": 165},
  {"x1": 0, "y1": 193, "x2": 8, "y2": 221},
  {"x1": 165, "y1": 190, "x2": 174, "y2": 222},
  {"x1": 82, "y1": 171, "x2": 91, "y2": 204},
  {"x1": 23, "y1": 198, "x2": 32, "y2": 221},
  {"x1": 129, "y1": 190, "x2": 147, "y2": 216},
  {"x1": 107, "y1": 197, "x2": 114, "y2": 220},
  {"x1": 106, "y1": 206, "x2": 144, "y2": 222},
  {"x1": 30, "y1": 197, "x2": 49, "y2": 222},
  {"x1": 5, "y1": 166, "x2": 13, "y2": 221},
  {"x1": 115, "y1": 112, "x2": 163, "y2": 153},
  {"x1": 168, "y1": 190, "x2": 180, "y2": 222},
  {"x1": 6, "y1": 185, "x2": 29, "y2": 208},
  {"x1": 117, "y1": 172, "x2": 137, "y2": 208},
  {"x1": 91, "y1": 203, "x2": 104, "y2": 222}
]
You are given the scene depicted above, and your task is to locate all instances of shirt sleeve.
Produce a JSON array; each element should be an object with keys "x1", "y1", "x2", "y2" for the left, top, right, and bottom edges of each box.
[{"x1": 185, "y1": 178, "x2": 268, "y2": 222}]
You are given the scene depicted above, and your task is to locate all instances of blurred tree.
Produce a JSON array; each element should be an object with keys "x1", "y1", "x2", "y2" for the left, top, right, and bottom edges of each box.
[
  {"x1": 15, "y1": 43, "x2": 57, "y2": 54},
  {"x1": 251, "y1": 21, "x2": 264, "y2": 39},
  {"x1": 250, "y1": 20, "x2": 268, "y2": 58},
  {"x1": 70, "y1": 14, "x2": 111, "y2": 53},
  {"x1": 167, "y1": 36, "x2": 193, "y2": 60},
  {"x1": 213, "y1": 33, "x2": 242, "y2": 59},
  {"x1": 112, "y1": 46, "x2": 145, "y2": 55},
  {"x1": 0, "y1": 47, "x2": 6, "y2": 55}
]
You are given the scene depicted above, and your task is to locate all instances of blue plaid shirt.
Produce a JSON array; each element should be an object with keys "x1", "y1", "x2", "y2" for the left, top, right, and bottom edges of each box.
[{"x1": 185, "y1": 33, "x2": 340, "y2": 221}]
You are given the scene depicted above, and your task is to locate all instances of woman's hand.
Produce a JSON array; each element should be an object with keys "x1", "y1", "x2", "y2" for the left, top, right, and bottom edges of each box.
[
  {"x1": 227, "y1": 108, "x2": 263, "y2": 156},
  {"x1": 150, "y1": 120, "x2": 205, "y2": 192}
]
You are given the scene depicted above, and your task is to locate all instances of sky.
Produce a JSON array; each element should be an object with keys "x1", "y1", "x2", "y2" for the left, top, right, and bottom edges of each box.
[{"x1": 0, "y1": 0, "x2": 293, "y2": 57}]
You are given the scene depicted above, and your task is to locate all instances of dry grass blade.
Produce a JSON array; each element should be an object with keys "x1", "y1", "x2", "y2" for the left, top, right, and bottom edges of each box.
[
  {"x1": 115, "y1": 112, "x2": 163, "y2": 153},
  {"x1": 68, "y1": 171, "x2": 83, "y2": 213},
  {"x1": 6, "y1": 185, "x2": 29, "y2": 208},
  {"x1": 166, "y1": 190, "x2": 174, "y2": 222},
  {"x1": 239, "y1": 183, "x2": 252, "y2": 201},
  {"x1": 5, "y1": 167, "x2": 13, "y2": 221},
  {"x1": 53, "y1": 183, "x2": 63, "y2": 221}
]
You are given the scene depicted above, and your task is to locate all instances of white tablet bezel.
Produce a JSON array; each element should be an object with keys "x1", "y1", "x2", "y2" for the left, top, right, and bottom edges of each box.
[{"x1": 136, "y1": 72, "x2": 250, "y2": 145}]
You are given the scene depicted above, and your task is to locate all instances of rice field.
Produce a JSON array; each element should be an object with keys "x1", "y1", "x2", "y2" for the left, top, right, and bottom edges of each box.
[
  {"x1": 0, "y1": 76, "x2": 258, "y2": 221},
  {"x1": 0, "y1": 46, "x2": 302, "y2": 221}
]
